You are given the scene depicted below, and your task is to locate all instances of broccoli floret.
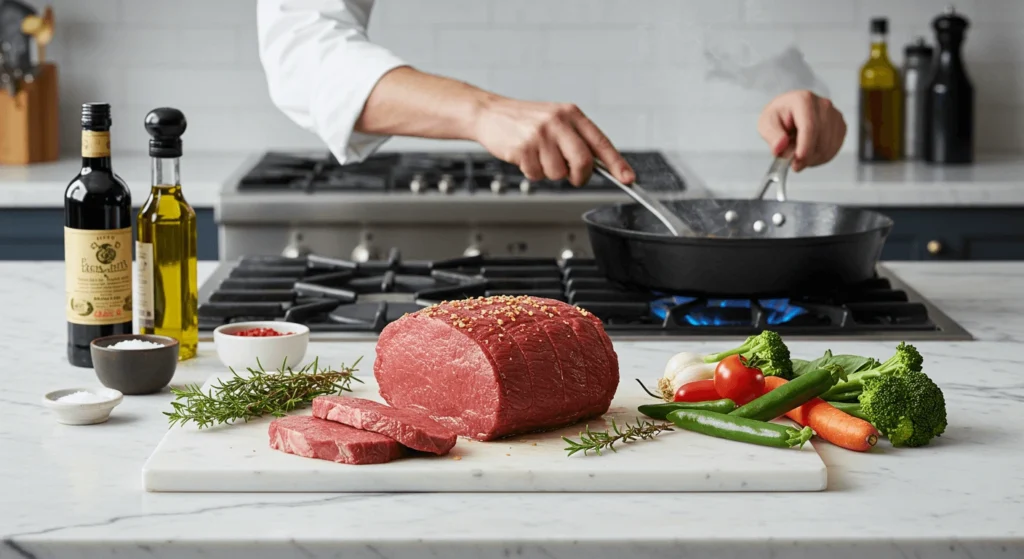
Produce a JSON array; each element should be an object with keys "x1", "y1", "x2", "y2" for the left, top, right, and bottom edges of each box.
[
  {"x1": 704, "y1": 330, "x2": 793, "y2": 379},
  {"x1": 841, "y1": 369, "x2": 947, "y2": 448},
  {"x1": 820, "y1": 342, "x2": 923, "y2": 400}
]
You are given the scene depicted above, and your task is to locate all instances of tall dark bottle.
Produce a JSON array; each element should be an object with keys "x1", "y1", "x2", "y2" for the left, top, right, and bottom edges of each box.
[
  {"x1": 925, "y1": 7, "x2": 974, "y2": 164},
  {"x1": 64, "y1": 103, "x2": 133, "y2": 368}
]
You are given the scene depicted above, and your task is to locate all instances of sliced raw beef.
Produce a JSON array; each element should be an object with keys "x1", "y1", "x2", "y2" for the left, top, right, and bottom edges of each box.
[
  {"x1": 374, "y1": 295, "x2": 619, "y2": 441},
  {"x1": 313, "y1": 396, "x2": 457, "y2": 455},
  {"x1": 268, "y1": 415, "x2": 402, "y2": 465}
]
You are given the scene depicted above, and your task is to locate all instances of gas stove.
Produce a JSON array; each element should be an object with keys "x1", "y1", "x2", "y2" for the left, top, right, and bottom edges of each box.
[
  {"x1": 217, "y1": 151, "x2": 693, "y2": 262},
  {"x1": 198, "y1": 250, "x2": 972, "y2": 341}
]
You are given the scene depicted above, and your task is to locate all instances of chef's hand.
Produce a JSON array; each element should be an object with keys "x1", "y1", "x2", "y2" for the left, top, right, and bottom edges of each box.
[
  {"x1": 473, "y1": 97, "x2": 635, "y2": 186},
  {"x1": 758, "y1": 90, "x2": 847, "y2": 172}
]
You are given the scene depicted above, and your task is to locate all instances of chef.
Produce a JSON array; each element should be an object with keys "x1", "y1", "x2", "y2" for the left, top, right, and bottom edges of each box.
[{"x1": 257, "y1": 0, "x2": 847, "y2": 186}]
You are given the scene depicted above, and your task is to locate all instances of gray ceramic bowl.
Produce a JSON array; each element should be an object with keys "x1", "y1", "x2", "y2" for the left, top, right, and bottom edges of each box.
[{"x1": 90, "y1": 334, "x2": 179, "y2": 395}]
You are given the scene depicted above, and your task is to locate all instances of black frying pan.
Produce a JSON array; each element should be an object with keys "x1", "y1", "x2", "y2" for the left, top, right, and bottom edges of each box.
[{"x1": 582, "y1": 156, "x2": 894, "y2": 296}]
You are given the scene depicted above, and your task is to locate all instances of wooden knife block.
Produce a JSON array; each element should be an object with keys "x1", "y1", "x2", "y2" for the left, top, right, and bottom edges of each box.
[{"x1": 0, "y1": 63, "x2": 59, "y2": 165}]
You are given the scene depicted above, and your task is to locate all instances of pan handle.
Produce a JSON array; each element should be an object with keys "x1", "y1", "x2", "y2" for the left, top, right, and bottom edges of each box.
[{"x1": 755, "y1": 143, "x2": 795, "y2": 202}]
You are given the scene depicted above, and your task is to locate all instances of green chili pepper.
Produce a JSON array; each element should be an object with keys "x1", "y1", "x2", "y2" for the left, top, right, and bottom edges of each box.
[
  {"x1": 730, "y1": 364, "x2": 847, "y2": 422},
  {"x1": 667, "y1": 409, "x2": 813, "y2": 449},
  {"x1": 637, "y1": 399, "x2": 737, "y2": 420}
]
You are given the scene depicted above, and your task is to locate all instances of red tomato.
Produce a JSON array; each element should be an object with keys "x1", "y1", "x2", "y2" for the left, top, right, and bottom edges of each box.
[
  {"x1": 713, "y1": 355, "x2": 765, "y2": 406},
  {"x1": 673, "y1": 379, "x2": 721, "y2": 403}
]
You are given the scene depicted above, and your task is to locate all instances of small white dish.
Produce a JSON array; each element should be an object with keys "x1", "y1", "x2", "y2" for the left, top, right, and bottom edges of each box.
[
  {"x1": 42, "y1": 388, "x2": 123, "y2": 425},
  {"x1": 213, "y1": 321, "x2": 310, "y2": 372}
]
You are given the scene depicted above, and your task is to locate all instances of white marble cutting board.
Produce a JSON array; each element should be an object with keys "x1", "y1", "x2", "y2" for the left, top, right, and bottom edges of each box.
[{"x1": 142, "y1": 376, "x2": 827, "y2": 492}]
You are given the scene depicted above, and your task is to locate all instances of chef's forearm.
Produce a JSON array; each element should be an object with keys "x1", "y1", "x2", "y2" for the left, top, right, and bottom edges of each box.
[{"x1": 355, "y1": 66, "x2": 495, "y2": 143}]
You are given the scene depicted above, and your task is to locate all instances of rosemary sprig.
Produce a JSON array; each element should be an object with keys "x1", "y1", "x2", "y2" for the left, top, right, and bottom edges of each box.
[
  {"x1": 165, "y1": 356, "x2": 363, "y2": 429},
  {"x1": 562, "y1": 418, "x2": 673, "y2": 457}
]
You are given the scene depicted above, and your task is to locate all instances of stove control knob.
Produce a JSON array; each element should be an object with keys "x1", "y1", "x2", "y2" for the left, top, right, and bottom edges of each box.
[
  {"x1": 490, "y1": 175, "x2": 505, "y2": 194},
  {"x1": 352, "y1": 243, "x2": 378, "y2": 263},
  {"x1": 519, "y1": 178, "x2": 532, "y2": 194},
  {"x1": 352, "y1": 232, "x2": 379, "y2": 263},
  {"x1": 282, "y1": 231, "x2": 310, "y2": 259},
  {"x1": 409, "y1": 173, "x2": 426, "y2": 194},
  {"x1": 438, "y1": 174, "x2": 455, "y2": 194},
  {"x1": 559, "y1": 247, "x2": 575, "y2": 261}
]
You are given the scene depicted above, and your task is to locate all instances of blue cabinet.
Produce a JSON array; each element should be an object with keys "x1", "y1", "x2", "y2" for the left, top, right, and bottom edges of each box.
[
  {"x1": 874, "y1": 207, "x2": 1024, "y2": 260},
  {"x1": 0, "y1": 208, "x2": 219, "y2": 260}
]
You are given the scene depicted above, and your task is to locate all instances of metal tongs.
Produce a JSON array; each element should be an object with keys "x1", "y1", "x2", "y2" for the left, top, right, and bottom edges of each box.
[{"x1": 593, "y1": 158, "x2": 695, "y2": 237}]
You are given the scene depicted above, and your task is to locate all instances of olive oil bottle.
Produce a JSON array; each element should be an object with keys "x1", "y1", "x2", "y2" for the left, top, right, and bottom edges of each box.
[
  {"x1": 135, "y1": 108, "x2": 198, "y2": 360},
  {"x1": 858, "y1": 18, "x2": 904, "y2": 161},
  {"x1": 64, "y1": 103, "x2": 133, "y2": 368}
]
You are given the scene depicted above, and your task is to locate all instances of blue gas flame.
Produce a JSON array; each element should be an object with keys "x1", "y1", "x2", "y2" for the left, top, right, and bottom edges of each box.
[{"x1": 650, "y1": 297, "x2": 807, "y2": 326}]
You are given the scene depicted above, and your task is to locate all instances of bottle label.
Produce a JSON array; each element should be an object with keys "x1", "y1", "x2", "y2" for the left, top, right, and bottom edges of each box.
[
  {"x1": 135, "y1": 241, "x2": 155, "y2": 329},
  {"x1": 81, "y1": 131, "x2": 111, "y2": 158},
  {"x1": 64, "y1": 227, "x2": 133, "y2": 326}
]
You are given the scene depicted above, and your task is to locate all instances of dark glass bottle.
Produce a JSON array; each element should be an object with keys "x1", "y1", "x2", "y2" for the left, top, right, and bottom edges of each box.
[
  {"x1": 858, "y1": 17, "x2": 903, "y2": 162},
  {"x1": 64, "y1": 103, "x2": 133, "y2": 368},
  {"x1": 925, "y1": 7, "x2": 974, "y2": 164}
]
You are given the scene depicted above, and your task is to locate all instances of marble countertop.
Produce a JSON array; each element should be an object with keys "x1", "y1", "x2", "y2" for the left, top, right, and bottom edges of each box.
[
  {"x1": 668, "y1": 152, "x2": 1024, "y2": 206},
  {"x1": 2, "y1": 150, "x2": 1024, "y2": 209},
  {"x1": 0, "y1": 152, "x2": 257, "y2": 209},
  {"x1": 2, "y1": 261, "x2": 1023, "y2": 558}
]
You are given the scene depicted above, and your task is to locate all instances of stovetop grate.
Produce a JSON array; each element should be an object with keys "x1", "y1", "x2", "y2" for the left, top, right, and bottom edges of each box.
[
  {"x1": 198, "y1": 250, "x2": 972, "y2": 340},
  {"x1": 236, "y1": 151, "x2": 686, "y2": 194}
]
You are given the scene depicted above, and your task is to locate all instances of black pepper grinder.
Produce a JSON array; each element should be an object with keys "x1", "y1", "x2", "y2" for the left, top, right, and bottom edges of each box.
[{"x1": 924, "y1": 6, "x2": 974, "y2": 164}]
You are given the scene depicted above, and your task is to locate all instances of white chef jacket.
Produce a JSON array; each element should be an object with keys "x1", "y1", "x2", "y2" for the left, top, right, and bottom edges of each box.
[{"x1": 257, "y1": 0, "x2": 407, "y2": 164}]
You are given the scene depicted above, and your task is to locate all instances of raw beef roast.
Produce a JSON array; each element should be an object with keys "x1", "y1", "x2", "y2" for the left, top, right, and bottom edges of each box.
[
  {"x1": 313, "y1": 396, "x2": 457, "y2": 455},
  {"x1": 374, "y1": 295, "x2": 619, "y2": 440},
  {"x1": 268, "y1": 415, "x2": 402, "y2": 465}
]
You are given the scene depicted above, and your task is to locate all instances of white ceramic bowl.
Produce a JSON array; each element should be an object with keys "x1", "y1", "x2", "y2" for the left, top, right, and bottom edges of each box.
[
  {"x1": 212, "y1": 321, "x2": 310, "y2": 372},
  {"x1": 42, "y1": 387, "x2": 123, "y2": 425}
]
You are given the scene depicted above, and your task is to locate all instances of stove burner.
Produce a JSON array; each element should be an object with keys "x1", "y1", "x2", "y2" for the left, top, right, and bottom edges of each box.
[
  {"x1": 651, "y1": 297, "x2": 809, "y2": 326},
  {"x1": 198, "y1": 250, "x2": 957, "y2": 338}
]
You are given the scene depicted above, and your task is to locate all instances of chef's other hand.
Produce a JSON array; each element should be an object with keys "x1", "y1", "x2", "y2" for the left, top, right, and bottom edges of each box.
[
  {"x1": 474, "y1": 97, "x2": 635, "y2": 186},
  {"x1": 758, "y1": 90, "x2": 846, "y2": 172}
]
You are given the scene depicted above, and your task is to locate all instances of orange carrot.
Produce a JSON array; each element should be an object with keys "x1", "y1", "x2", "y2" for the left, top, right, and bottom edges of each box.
[{"x1": 763, "y1": 376, "x2": 878, "y2": 452}]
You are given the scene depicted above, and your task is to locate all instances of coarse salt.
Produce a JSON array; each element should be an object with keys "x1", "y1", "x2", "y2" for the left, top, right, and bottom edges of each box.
[
  {"x1": 109, "y1": 339, "x2": 163, "y2": 350},
  {"x1": 57, "y1": 391, "x2": 108, "y2": 404}
]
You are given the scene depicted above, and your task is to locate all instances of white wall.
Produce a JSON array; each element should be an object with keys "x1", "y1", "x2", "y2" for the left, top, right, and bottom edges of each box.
[{"x1": 44, "y1": 0, "x2": 1024, "y2": 155}]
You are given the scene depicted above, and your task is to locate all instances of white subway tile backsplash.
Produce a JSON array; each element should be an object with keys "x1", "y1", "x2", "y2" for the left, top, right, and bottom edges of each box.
[
  {"x1": 744, "y1": 0, "x2": 856, "y2": 25},
  {"x1": 488, "y1": 67, "x2": 600, "y2": 106},
  {"x1": 595, "y1": 68, "x2": 703, "y2": 108},
  {"x1": 796, "y1": 28, "x2": 869, "y2": 65},
  {"x1": 965, "y1": 24, "x2": 1024, "y2": 64},
  {"x1": 857, "y1": 0, "x2": 978, "y2": 28},
  {"x1": 120, "y1": 0, "x2": 258, "y2": 27},
  {"x1": 491, "y1": 0, "x2": 740, "y2": 26},
  {"x1": 43, "y1": 0, "x2": 1024, "y2": 155},
  {"x1": 545, "y1": 28, "x2": 652, "y2": 65},
  {"x1": 66, "y1": 25, "x2": 238, "y2": 67},
  {"x1": 436, "y1": 28, "x2": 546, "y2": 67},
  {"x1": 123, "y1": 69, "x2": 272, "y2": 109},
  {"x1": 49, "y1": 0, "x2": 119, "y2": 24},
  {"x1": 369, "y1": 27, "x2": 437, "y2": 67},
  {"x1": 373, "y1": 0, "x2": 489, "y2": 26},
  {"x1": 234, "y1": 24, "x2": 263, "y2": 69}
]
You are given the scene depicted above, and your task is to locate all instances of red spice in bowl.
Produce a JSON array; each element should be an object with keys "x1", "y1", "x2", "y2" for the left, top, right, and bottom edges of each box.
[{"x1": 230, "y1": 327, "x2": 292, "y2": 337}]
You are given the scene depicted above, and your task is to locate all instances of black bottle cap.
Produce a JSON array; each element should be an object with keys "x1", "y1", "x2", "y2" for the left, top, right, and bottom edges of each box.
[
  {"x1": 905, "y1": 37, "x2": 934, "y2": 57},
  {"x1": 144, "y1": 107, "x2": 187, "y2": 158},
  {"x1": 81, "y1": 102, "x2": 112, "y2": 131},
  {"x1": 870, "y1": 17, "x2": 888, "y2": 34}
]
